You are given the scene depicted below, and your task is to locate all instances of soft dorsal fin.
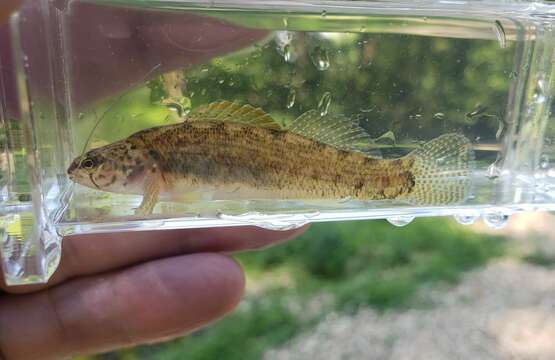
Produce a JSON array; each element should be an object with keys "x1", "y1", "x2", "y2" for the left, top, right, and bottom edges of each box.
[
  {"x1": 287, "y1": 110, "x2": 375, "y2": 153},
  {"x1": 186, "y1": 101, "x2": 282, "y2": 130}
]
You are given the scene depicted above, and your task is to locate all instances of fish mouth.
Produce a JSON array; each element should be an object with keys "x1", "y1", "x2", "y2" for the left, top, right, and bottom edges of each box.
[{"x1": 67, "y1": 160, "x2": 79, "y2": 175}]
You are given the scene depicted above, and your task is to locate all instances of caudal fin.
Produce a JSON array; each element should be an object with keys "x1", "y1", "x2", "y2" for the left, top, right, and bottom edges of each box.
[{"x1": 404, "y1": 134, "x2": 474, "y2": 205}]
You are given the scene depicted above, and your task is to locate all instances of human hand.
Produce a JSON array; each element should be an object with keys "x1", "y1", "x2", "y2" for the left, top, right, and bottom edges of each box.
[
  {"x1": 0, "y1": 2, "x2": 305, "y2": 359},
  {"x1": 0, "y1": 227, "x2": 305, "y2": 359}
]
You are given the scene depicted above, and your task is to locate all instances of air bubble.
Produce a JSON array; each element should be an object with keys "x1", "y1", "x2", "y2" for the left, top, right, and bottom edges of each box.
[
  {"x1": 482, "y1": 210, "x2": 510, "y2": 229},
  {"x1": 286, "y1": 88, "x2": 296, "y2": 109},
  {"x1": 540, "y1": 154, "x2": 550, "y2": 169},
  {"x1": 310, "y1": 46, "x2": 330, "y2": 71},
  {"x1": 453, "y1": 211, "x2": 480, "y2": 225},
  {"x1": 493, "y1": 20, "x2": 507, "y2": 49},
  {"x1": 387, "y1": 215, "x2": 415, "y2": 227},
  {"x1": 433, "y1": 112, "x2": 445, "y2": 120},
  {"x1": 318, "y1": 92, "x2": 332, "y2": 116}
]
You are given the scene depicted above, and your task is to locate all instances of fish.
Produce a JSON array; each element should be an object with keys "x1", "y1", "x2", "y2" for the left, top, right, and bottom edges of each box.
[{"x1": 67, "y1": 101, "x2": 474, "y2": 215}]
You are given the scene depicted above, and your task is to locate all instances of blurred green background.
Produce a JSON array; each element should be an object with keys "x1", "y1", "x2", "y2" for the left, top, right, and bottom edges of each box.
[
  {"x1": 77, "y1": 218, "x2": 504, "y2": 360},
  {"x1": 73, "y1": 9, "x2": 520, "y2": 360}
]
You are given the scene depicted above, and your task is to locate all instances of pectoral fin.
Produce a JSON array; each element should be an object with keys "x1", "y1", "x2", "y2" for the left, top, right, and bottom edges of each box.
[{"x1": 135, "y1": 177, "x2": 160, "y2": 216}]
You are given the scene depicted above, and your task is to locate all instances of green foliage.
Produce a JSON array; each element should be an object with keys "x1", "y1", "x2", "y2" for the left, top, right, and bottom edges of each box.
[
  {"x1": 239, "y1": 218, "x2": 503, "y2": 311},
  {"x1": 90, "y1": 219, "x2": 503, "y2": 360},
  {"x1": 523, "y1": 252, "x2": 555, "y2": 268}
]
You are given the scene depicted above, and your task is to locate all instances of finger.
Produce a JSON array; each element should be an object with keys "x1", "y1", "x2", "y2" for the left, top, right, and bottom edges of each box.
[
  {"x1": 0, "y1": 0, "x2": 21, "y2": 23},
  {"x1": 0, "y1": 253, "x2": 244, "y2": 360},
  {"x1": 1, "y1": 225, "x2": 307, "y2": 294},
  {"x1": 55, "y1": 2, "x2": 269, "y2": 110}
]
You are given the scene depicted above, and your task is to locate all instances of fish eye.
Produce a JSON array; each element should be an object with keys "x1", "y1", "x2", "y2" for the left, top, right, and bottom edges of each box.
[{"x1": 81, "y1": 158, "x2": 95, "y2": 170}]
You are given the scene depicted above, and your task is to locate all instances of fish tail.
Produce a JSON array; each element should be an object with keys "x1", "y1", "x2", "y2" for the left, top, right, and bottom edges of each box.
[{"x1": 403, "y1": 133, "x2": 474, "y2": 205}]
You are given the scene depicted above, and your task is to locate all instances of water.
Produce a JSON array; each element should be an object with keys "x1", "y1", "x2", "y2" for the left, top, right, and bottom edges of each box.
[
  {"x1": 48, "y1": 1, "x2": 555, "y2": 231},
  {"x1": 1, "y1": 0, "x2": 555, "y2": 283}
]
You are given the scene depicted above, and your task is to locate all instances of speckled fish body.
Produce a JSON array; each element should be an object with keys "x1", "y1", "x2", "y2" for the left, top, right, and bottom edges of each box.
[
  {"x1": 68, "y1": 101, "x2": 474, "y2": 214},
  {"x1": 131, "y1": 120, "x2": 417, "y2": 201}
]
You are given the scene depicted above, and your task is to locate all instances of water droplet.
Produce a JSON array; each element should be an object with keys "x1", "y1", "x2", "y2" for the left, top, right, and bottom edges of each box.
[
  {"x1": 310, "y1": 46, "x2": 330, "y2": 71},
  {"x1": 374, "y1": 131, "x2": 396, "y2": 146},
  {"x1": 387, "y1": 215, "x2": 415, "y2": 227},
  {"x1": 533, "y1": 77, "x2": 547, "y2": 103},
  {"x1": 256, "y1": 221, "x2": 308, "y2": 231},
  {"x1": 282, "y1": 44, "x2": 296, "y2": 63},
  {"x1": 163, "y1": 96, "x2": 192, "y2": 117},
  {"x1": 321, "y1": 10, "x2": 327, "y2": 18},
  {"x1": 433, "y1": 112, "x2": 445, "y2": 120},
  {"x1": 466, "y1": 104, "x2": 488, "y2": 119},
  {"x1": 453, "y1": 211, "x2": 480, "y2": 225},
  {"x1": 276, "y1": 31, "x2": 293, "y2": 45},
  {"x1": 318, "y1": 92, "x2": 332, "y2": 116},
  {"x1": 487, "y1": 163, "x2": 501, "y2": 180},
  {"x1": 286, "y1": 88, "x2": 296, "y2": 109},
  {"x1": 493, "y1": 20, "x2": 507, "y2": 49},
  {"x1": 482, "y1": 210, "x2": 510, "y2": 229},
  {"x1": 217, "y1": 212, "x2": 310, "y2": 231},
  {"x1": 495, "y1": 119, "x2": 505, "y2": 140},
  {"x1": 540, "y1": 154, "x2": 550, "y2": 169}
]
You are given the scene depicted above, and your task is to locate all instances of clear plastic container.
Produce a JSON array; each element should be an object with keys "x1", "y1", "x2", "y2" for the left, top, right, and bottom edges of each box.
[{"x1": 0, "y1": 0, "x2": 554, "y2": 285}]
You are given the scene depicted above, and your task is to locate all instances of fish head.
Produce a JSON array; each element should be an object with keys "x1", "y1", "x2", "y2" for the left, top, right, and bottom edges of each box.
[{"x1": 67, "y1": 140, "x2": 150, "y2": 194}]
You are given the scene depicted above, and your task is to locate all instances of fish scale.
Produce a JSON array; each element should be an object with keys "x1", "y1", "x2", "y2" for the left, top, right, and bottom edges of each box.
[{"x1": 68, "y1": 101, "x2": 474, "y2": 215}]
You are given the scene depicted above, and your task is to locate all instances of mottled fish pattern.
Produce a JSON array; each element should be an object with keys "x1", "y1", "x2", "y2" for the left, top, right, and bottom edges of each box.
[{"x1": 68, "y1": 101, "x2": 474, "y2": 215}]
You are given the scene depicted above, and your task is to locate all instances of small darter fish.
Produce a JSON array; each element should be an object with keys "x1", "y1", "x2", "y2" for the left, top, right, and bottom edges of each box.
[{"x1": 68, "y1": 101, "x2": 474, "y2": 215}]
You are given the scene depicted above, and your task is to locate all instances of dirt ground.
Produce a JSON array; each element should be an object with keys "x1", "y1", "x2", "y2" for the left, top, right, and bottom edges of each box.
[{"x1": 265, "y1": 212, "x2": 555, "y2": 360}]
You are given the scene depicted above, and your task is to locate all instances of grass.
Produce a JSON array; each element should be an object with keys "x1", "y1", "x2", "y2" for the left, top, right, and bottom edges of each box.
[
  {"x1": 522, "y1": 251, "x2": 555, "y2": 268},
  {"x1": 85, "y1": 217, "x2": 504, "y2": 360}
]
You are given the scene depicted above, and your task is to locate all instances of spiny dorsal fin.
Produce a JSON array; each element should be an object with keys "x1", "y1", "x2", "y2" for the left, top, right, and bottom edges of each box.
[
  {"x1": 287, "y1": 110, "x2": 375, "y2": 153},
  {"x1": 186, "y1": 101, "x2": 282, "y2": 130}
]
